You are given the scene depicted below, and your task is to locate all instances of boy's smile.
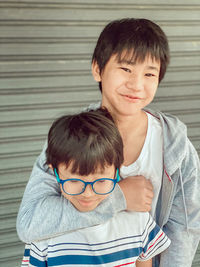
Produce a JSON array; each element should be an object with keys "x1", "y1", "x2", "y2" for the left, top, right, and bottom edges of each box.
[
  {"x1": 57, "y1": 163, "x2": 116, "y2": 212},
  {"x1": 92, "y1": 54, "x2": 160, "y2": 118},
  {"x1": 120, "y1": 94, "x2": 142, "y2": 103},
  {"x1": 76, "y1": 198, "x2": 99, "y2": 210}
]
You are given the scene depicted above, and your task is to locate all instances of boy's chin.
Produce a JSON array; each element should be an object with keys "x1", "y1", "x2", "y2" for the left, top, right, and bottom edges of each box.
[
  {"x1": 71, "y1": 197, "x2": 108, "y2": 212},
  {"x1": 73, "y1": 201, "x2": 99, "y2": 212},
  {"x1": 76, "y1": 206, "x2": 97, "y2": 212}
]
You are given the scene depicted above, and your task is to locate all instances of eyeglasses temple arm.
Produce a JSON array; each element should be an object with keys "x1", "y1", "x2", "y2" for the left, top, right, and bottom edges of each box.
[
  {"x1": 54, "y1": 168, "x2": 61, "y2": 183},
  {"x1": 116, "y1": 168, "x2": 121, "y2": 182}
]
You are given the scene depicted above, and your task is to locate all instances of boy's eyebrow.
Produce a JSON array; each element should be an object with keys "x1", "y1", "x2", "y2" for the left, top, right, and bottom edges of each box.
[
  {"x1": 146, "y1": 66, "x2": 160, "y2": 72},
  {"x1": 118, "y1": 59, "x2": 160, "y2": 72}
]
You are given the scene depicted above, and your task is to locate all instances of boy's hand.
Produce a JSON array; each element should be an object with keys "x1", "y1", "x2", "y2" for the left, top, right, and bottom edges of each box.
[{"x1": 118, "y1": 176, "x2": 154, "y2": 212}]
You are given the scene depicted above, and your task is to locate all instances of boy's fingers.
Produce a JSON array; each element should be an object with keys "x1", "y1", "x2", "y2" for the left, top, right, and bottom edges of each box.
[
  {"x1": 144, "y1": 204, "x2": 152, "y2": 212},
  {"x1": 146, "y1": 197, "x2": 153, "y2": 205},
  {"x1": 147, "y1": 190, "x2": 154, "y2": 199},
  {"x1": 146, "y1": 179, "x2": 153, "y2": 190}
]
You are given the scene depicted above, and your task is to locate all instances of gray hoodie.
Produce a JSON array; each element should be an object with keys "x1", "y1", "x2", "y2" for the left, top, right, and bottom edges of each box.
[{"x1": 16, "y1": 108, "x2": 200, "y2": 267}]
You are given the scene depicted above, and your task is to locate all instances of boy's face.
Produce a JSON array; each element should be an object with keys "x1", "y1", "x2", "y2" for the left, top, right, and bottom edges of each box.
[
  {"x1": 57, "y1": 163, "x2": 116, "y2": 212},
  {"x1": 92, "y1": 53, "x2": 160, "y2": 117}
]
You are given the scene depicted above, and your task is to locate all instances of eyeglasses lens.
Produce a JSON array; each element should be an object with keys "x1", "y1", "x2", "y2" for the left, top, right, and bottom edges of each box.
[{"x1": 63, "y1": 179, "x2": 115, "y2": 195}]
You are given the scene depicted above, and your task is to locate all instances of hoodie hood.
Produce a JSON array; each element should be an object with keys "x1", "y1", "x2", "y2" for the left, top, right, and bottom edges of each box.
[{"x1": 145, "y1": 108, "x2": 188, "y2": 176}]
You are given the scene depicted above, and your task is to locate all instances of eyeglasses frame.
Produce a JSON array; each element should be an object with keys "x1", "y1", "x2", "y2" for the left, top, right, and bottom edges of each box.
[{"x1": 54, "y1": 168, "x2": 120, "y2": 195}]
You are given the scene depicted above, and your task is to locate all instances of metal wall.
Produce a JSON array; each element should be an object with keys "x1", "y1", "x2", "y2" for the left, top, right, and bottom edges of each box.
[{"x1": 0, "y1": 0, "x2": 199, "y2": 266}]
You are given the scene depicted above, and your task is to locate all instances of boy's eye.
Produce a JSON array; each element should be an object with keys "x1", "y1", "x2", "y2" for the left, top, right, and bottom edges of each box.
[
  {"x1": 145, "y1": 73, "x2": 156, "y2": 77},
  {"x1": 69, "y1": 179, "x2": 79, "y2": 183},
  {"x1": 94, "y1": 179, "x2": 107, "y2": 185},
  {"x1": 121, "y1": 67, "x2": 131, "y2": 73}
]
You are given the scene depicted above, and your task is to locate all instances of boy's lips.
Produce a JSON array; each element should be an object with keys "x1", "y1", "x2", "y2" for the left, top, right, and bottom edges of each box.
[
  {"x1": 78, "y1": 199, "x2": 96, "y2": 207},
  {"x1": 121, "y1": 94, "x2": 142, "y2": 102}
]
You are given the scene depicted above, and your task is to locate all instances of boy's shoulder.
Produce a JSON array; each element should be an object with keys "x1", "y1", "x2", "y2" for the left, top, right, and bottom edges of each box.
[
  {"x1": 78, "y1": 211, "x2": 152, "y2": 239},
  {"x1": 114, "y1": 210, "x2": 150, "y2": 225},
  {"x1": 145, "y1": 108, "x2": 187, "y2": 133},
  {"x1": 145, "y1": 107, "x2": 189, "y2": 148},
  {"x1": 47, "y1": 211, "x2": 152, "y2": 244},
  {"x1": 37, "y1": 211, "x2": 152, "y2": 255}
]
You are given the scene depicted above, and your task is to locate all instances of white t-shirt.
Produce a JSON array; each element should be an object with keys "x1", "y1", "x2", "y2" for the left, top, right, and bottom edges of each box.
[
  {"x1": 22, "y1": 211, "x2": 170, "y2": 267},
  {"x1": 120, "y1": 112, "x2": 163, "y2": 217}
]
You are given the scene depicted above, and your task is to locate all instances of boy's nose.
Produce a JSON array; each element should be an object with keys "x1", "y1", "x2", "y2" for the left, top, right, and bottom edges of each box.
[
  {"x1": 81, "y1": 184, "x2": 94, "y2": 197},
  {"x1": 126, "y1": 75, "x2": 144, "y2": 91}
]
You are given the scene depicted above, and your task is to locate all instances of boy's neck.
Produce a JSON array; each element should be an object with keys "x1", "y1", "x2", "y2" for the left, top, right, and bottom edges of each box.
[
  {"x1": 113, "y1": 110, "x2": 148, "y2": 165},
  {"x1": 114, "y1": 110, "x2": 147, "y2": 137}
]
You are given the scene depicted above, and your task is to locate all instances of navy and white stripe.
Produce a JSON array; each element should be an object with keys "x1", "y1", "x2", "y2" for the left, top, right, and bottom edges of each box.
[{"x1": 21, "y1": 211, "x2": 170, "y2": 266}]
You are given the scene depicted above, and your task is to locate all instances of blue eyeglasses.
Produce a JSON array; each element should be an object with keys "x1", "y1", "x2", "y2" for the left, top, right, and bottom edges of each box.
[{"x1": 54, "y1": 168, "x2": 120, "y2": 195}]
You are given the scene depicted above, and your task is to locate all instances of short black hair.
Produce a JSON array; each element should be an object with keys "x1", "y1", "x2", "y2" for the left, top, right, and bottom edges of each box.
[
  {"x1": 92, "y1": 18, "x2": 170, "y2": 91},
  {"x1": 46, "y1": 108, "x2": 124, "y2": 175}
]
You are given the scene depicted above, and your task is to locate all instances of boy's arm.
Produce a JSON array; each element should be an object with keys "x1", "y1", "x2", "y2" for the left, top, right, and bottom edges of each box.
[
  {"x1": 16, "y1": 142, "x2": 126, "y2": 243},
  {"x1": 17, "y1": 142, "x2": 153, "y2": 243},
  {"x1": 136, "y1": 259, "x2": 152, "y2": 267},
  {"x1": 159, "y1": 141, "x2": 200, "y2": 267}
]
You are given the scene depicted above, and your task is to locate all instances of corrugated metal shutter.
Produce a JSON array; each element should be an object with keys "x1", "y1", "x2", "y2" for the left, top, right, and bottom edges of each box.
[{"x1": 0, "y1": 1, "x2": 199, "y2": 266}]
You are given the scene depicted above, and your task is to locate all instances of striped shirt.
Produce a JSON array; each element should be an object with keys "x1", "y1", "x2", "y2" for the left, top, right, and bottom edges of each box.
[{"x1": 21, "y1": 211, "x2": 170, "y2": 266}]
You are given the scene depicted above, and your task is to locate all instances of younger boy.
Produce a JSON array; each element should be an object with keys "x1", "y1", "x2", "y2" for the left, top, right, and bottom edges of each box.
[{"x1": 21, "y1": 108, "x2": 170, "y2": 266}]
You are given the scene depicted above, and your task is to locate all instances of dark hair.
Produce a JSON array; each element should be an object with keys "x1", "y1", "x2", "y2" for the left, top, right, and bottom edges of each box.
[
  {"x1": 46, "y1": 108, "x2": 124, "y2": 175},
  {"x1": 92, "y1": 18, "x2": 170, "y2": 91}
]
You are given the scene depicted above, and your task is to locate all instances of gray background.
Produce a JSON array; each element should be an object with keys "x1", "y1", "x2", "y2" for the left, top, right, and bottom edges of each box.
[{"x1": 0, "y1": 0, "x2": 199, "y2": 266}]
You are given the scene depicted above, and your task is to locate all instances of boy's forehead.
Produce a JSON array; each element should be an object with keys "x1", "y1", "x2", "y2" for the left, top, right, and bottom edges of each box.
[
  {"x1": 115, "y1": 50, "x2": 159, "y2": 62},
  {"x1": 58, "y1": 162, "x2": 115, "y2": 176},
  {"x1": 112, "y1": 52, "x2": 160, "y2": 69}
]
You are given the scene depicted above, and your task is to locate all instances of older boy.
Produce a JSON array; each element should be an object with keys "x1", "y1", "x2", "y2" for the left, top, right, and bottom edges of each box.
[
  {"x1": 21, "y1": 108, "x2": 170, "y2": 266},
  {"x1": 17, "y1": 18, "x2": 200, "y2": 267}
]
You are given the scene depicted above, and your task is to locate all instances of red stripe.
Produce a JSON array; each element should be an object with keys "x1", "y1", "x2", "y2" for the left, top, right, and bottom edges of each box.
[
  {"x1": 141, "y1": 232, "x2": 164, "y2": 258},
  {"x1": 114, "y1": 261, "x2": 135, "y2": 267},
  {"x1": 148, "y1": 232, "x2": 164, "y2": 251},
  {"x1": 164, "y1": 167, "x2": 172, "y2": 182},
  {"x1": 145, "y1": 110, "x2": 159, "y2": 120}
]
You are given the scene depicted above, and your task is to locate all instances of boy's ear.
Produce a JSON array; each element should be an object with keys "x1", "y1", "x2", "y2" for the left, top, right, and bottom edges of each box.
[
  {"x1": 48, "y1": 164, "x2": 53, "y2": 170},
  {"x1": 92, "y1": 61, "x2": 101, "y2": 82}
]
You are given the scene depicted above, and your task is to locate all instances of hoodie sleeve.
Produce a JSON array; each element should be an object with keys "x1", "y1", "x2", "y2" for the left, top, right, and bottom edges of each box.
[
  {"x1": 16, "y1": 142, "x2": 126, "y2": 243},
  {"x1": 160, "y1": 139, "x2": 200, "y2": 267}
]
